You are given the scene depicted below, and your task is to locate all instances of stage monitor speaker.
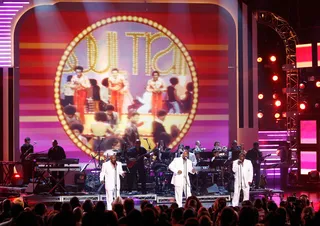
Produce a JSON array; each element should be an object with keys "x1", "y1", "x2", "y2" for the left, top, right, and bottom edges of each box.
[{"x1": 207, "y1": 184, "x2": 219, "y2": 193}]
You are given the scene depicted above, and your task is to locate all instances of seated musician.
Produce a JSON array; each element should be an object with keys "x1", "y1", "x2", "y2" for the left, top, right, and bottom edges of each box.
[
  {"x1": 127, "y1": 139, "x2": 148, "y2": 194},
  {"x1": 48, "y1": 140, "x2": 66, "y2": 187},
  {"x1": 20, "y1": 137, "x2": 34, "y2": 184},
  {"x1": 193, "y1": 141, "x2": 202, "y2": 152}
]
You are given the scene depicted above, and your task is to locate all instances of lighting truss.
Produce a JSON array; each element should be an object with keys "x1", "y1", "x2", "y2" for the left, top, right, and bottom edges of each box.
[{"x1": 255, "y1": 11, "x2": 299, "y2": 159}]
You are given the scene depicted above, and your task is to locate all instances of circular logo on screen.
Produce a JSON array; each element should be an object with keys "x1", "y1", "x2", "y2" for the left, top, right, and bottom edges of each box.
[{"x1": 54, "y1": 16, "x2": 198, "y2": 158}]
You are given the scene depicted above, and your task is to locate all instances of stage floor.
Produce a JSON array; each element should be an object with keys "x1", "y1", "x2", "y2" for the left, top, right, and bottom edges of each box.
[{"x1": 0, "y1": 185, "x2": 291, "y2": 208}]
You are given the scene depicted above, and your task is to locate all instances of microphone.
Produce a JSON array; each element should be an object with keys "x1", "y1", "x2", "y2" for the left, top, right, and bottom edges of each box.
[{"x1": 33, "y1": 141, "x2": 37, "y2": 144}]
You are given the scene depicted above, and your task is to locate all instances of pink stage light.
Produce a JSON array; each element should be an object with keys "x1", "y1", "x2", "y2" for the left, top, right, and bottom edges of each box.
[{"x1": 3, "y1": 2, "x2": 30, "y2": 4}]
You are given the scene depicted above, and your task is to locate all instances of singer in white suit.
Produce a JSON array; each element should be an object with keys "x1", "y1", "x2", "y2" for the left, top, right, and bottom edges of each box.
[
  {"x1": 232, "y1": 152, "x2": 253, "y2": 206},
  {"x1": 100, "y1": 155, "x2": 124, "y2": 210},
  {"x1": 169, "y1": 150, "x2": 195, "y2": 207}
]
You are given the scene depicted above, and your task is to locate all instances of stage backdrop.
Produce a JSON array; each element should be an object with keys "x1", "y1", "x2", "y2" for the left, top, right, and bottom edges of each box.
[{"x1": 16, "y1": 3, "x2": 236, "y2": 161}]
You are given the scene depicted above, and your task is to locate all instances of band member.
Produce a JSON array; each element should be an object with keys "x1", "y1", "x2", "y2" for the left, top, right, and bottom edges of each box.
[
  {"x1": 212, "y1": 141, "x2": 221, "y2": 151},
  {"x1": 100, "y1": 155, "x2": 124, "y2": 210},
  {"x1": 106, "y1": 104, "x2": 119, "y2": 129},
  {"x1": 228, "y1": 140, "x2": 241, "y2": 161},
  {"x1": 20, "y1": 137, "x2": 34, "y2": 184},
  {"x1": 232, "y1": 152, "x2": 253, "y2": 206},
  {"x1": 193, "y1": 141, "x2": 202, "y2": 153},
  {"x1": 108, "y1": 68, "x2": 128, "y2": 115},
  {"x1": 277, "y1": 146, "x2": 289, "y2": 190},
  {"x1": 152, "y1": 110, "x2": 171, "y2": 145},
  {"x1": 48, "y1": 140, "x2": 66, "y2": 187},
  {"x1": 71, "y1": 66, "x2": 91, "y2": 123},
  {"x1": 123, "y1": 112, "x2": 140, "y2": 148},
  {"x1": 184, "y1": 146, "x2": 197, "y2": 167},
  {"x1": 246, "y1": 142, "x2": 263, "y2": 188},
  {"x1": 127, "y1": 140, "x2": 148, "y2": 194},
  {"x1": 167, "y1": 77, "x2": 181, "y2": 113},
  {"x1": 169, "y1": 150, "x2": 196, "y2": 207},
  {"x1": 146, "y1": 71, "x2": 166, "y2": 115}
]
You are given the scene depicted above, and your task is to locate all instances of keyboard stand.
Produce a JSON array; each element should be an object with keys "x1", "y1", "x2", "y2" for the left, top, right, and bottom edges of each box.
[{"x1": 49, "y1": 171, "x2": 69, "y2": 194}]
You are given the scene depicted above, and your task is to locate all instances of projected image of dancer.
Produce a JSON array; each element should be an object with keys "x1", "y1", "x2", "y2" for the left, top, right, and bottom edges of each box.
[
  {"x1": 108, "y1": 68, "x2": 128, "y2": 115},
  {"x1": 72, "y1": 66, "x2": 90, "y2": 123},
  {"x1": 152, "y1": 110, "x2": 172, "y2": 145},
  {"x1": 146, "y1": 71, "x2": 166, "y2": 115}
]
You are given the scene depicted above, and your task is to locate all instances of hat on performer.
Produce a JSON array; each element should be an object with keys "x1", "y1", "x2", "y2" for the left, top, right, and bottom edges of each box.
[{"x1": 24, "y1": 137, "x2": 30, "y2": 142}]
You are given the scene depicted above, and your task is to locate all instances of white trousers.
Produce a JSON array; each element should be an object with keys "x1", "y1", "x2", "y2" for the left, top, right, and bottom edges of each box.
[
  {"x1": 175, "y1": 184, "x2": 191, "y2": 207},
  {"x1": 106, "y1": 189, "x2": 120, "y2": 210},
  {"x1": 232, "y1": 184, "x2": 250, "y2": 206}
]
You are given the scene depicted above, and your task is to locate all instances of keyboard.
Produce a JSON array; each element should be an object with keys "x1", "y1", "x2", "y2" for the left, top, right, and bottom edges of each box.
[
  {"x1": 36, "y1": 158, "x2": 79, "y2": 165},
  {"x1": 37, "y1": 166, "x2": 81, "y2": 172}
]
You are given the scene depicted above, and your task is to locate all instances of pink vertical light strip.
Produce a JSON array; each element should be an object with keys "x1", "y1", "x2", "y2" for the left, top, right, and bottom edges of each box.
[{"x1": 0, "y1": 1, "x2": 30, "y2": 67}]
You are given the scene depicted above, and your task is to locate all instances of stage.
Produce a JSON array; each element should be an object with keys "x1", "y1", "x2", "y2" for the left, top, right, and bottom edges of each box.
[{"x1": 0, "y1": 185, "x2": 287, "y2": 208}]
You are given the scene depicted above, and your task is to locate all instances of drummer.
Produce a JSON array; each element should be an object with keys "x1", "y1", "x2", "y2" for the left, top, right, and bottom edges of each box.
[{"x1": 104, "y1": 139, "x2": 121, "y2": 161}]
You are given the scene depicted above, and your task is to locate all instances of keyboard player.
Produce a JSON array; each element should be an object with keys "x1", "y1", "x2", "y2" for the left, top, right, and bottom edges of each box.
[{"x1": 48, "y1": 140, "x2": 66, "y2": 188}]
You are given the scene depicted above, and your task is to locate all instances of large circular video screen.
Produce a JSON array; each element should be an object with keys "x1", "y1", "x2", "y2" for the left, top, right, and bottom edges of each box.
[{"x1": 54, "y1": 16, "x2": 198, "y2": 157}]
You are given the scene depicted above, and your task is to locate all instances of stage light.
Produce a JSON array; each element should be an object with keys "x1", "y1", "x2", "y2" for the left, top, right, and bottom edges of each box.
[
  {"x1": 274, "y1": 113, "x2": 280, "y2": 119},
  {"x1": 315, "y1": 103, "x2": 320, "y2": 108},
  {"x1": 273, "y1": 93, "x2": 278, "y2": 99},
  {"x1": 258, "y1": 94, "x2": 264, "y2": 99},
  {"x1": 257, "y1": 57, "x2": 263, "y2": 63},
  {"x1": 300, "y1": 102, "x2": 306, "y2": 110},
  {"x1": 275, "y1": 100, "x2": 281, "y2": 107},
  {"x1": 316, "y1": 81, "x2": 320, "y2": 88},
  {"x1": 282, "y1": 112, "x2": 287, "y2": 118},
  {"x1": 299, "y1": 83, "x2": 306, "y2": 90},
  {"x1": 257, "y1": 112, "x2": 263, "y2": 118},
  {"x1": 272, "y1": 75, "x2": 278, "y2": 81},
  {"x1": 270, "y1": 56, "x2": 276, "y2": 62}
]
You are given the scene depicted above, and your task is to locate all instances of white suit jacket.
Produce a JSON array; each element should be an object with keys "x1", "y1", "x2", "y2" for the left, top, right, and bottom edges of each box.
[
  {"x1": 100, "y1": 161, "x2": 124, "y2": 190},
  {"x1": 232, "y1": 159, "x2": 253, "y2": 189},
  {"x1": 169, "y1": 157, "x2": 194, "y2": 187}
]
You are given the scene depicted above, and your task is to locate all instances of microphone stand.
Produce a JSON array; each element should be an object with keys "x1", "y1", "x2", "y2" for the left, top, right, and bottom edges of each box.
[
  {"x1": 185, "y1": 158, "x2": 188, "y2": 200},
  {"x1": 114, "y1": 163, "x2": 118, "y2": 200},
  {"x1": 239, "y1": 161, "x2": 243, "y2": 204}
]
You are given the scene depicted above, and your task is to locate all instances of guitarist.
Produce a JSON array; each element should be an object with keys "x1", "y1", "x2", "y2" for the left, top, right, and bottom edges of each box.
[
  {"x1": 127, "y1": 139, "x2": 148, "y2": 194},
  {"x1": 246, "y1": 142, "x2": 263, "y2": 189},
  {"x1": 20, "y1": 137, "x2": 34, "y2": 184}
]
